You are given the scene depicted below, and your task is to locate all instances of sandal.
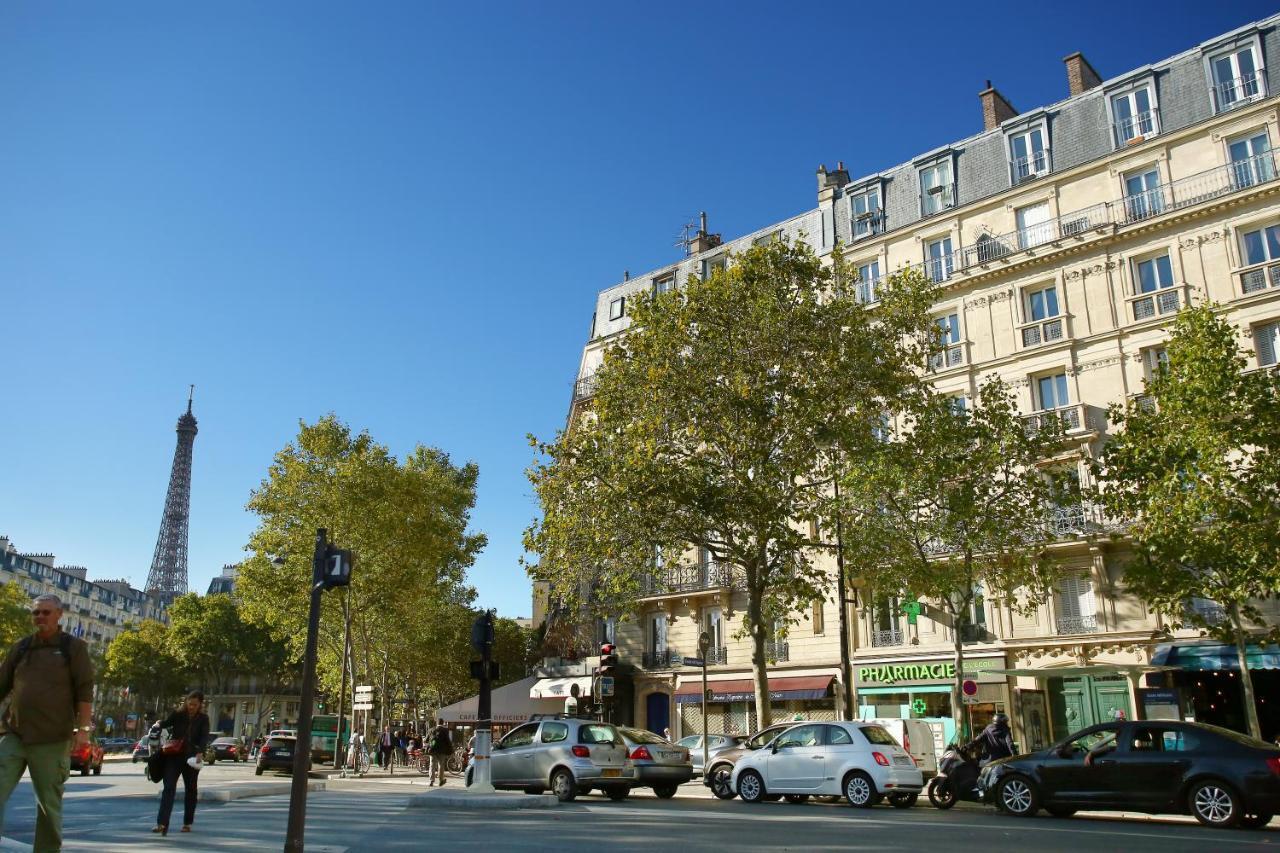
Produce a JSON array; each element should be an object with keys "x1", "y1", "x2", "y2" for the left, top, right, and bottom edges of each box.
[
  {"x1": 153, "y1": 825, "x2": 167, "y2": 836},
  {"x1": 181, "y1": 825, "x2": 191, "y2": 832}
]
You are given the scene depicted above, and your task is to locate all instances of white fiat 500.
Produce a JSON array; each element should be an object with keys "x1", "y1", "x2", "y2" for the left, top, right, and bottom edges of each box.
[{"x1": 731, "y1": 721, "x2": 923, "y2": 808}]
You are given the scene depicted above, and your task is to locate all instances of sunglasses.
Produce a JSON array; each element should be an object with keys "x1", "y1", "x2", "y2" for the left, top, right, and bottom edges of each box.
[{"x1": 30, "y1": 610, "x2": 55, "y2": 616}]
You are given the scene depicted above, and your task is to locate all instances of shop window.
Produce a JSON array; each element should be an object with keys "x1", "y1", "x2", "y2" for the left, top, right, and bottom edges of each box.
[{"x1": 913, "y1": 691, "x2": 953, "y2": 719}]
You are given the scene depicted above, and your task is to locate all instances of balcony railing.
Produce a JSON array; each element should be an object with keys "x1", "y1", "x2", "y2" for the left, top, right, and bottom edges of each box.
[
  {"x1": 1011, "y1": 148, "x2": 1052, "y2": 185},
  {"x1": 1128, "y1": 283, "x2": 1186, "y2": 322},
  {"x1": 856, "y1": 277, "x2": 882, "y2": 304},
  {"x1": 1020, "y1": 316, "x2": 1065, "y2": 348},
  {"x1": 852, "y1": 210, "x2": 887, "y2": 240},
  {"x1": 1046, "y1": 503, "x2": 1108, "y2": 537},
  {"x1": 640, "y1": 563, "x2": 741, "y2": 597},
  {"x1": 765, "y1": 641, "x2": 790, "y2": 662},
  {"x1": 921, "y1": 184, "x2": 956, "y2": 216},
  {"x1": 1021, "y1": 404, "x2": 1100, "y2": 437},
  {"x1": 705, "y1": 645, "x2": 729, "y2": 665},
  {"x1": 642, "y1": 649, "x2": 681, "y2": 669},
  {"x1": 1240, "y1": 260, "x2": 1280, "y2": 296},
  {"x1": 1186, "y1": 601, "x2": 1228, "y2": 627},
  {"x1": 573, "y1": 374, "x2": 598, "y2": 402},
  {"x1": 870, "y1": 629, "x2": 905, "y2": 647},
  {"x1": 1212, "y1": 71, "x2": 1266, "y2": 114},
  {"x1": 1056, "y1": 614, "x2": 1099, "y2": 635},
  {"x1": 957, "y1": 203, "x2": 1110, "y2": 270},
  {"x1": 1112, "y1": 109, "x2": 1160, "y2": 148},
  {"x1": 1120, "y1": 151, "x2": 1279, "y2": 229},
  {"x1": 929, "y1": 343, "x2": 965, "y2": 371}
]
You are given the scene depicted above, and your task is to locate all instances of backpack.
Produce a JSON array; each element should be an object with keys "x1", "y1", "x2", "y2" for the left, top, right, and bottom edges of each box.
[{"x1": 430, "y1": 727, "x2": 451, "y2": 754}]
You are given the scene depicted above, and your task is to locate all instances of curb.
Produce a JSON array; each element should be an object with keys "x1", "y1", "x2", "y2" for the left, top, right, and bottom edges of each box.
[
  {"x1": 0, "y1": 838, "x2": 32, "y2": 852},
  {"x1": 407, "y1": 789, "x2": 558, "y2": 810},
  {"x1": 149, "y1": 780, "x2": 327, "y2": 802}
]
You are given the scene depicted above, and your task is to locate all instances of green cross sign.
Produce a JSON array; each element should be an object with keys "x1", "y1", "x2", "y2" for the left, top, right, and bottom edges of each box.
[
  {"x1": 901, "y1": 601, "x2": 923, "y2": 625},
  {"x1": 911, "y1": 698, "x2": 927, "y2": 716}
]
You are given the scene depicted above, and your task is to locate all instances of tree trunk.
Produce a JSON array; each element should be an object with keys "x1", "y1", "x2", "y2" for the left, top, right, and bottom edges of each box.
[
  {"x1": 747, "y1": 574, "x2": 771, "y2": 730},
  {"x1": 1230, "y1": 601, "x2": 1262, "y2": 739},
  {"x1": 950, "y1": 608, "x2": 968, "y2": 743}
]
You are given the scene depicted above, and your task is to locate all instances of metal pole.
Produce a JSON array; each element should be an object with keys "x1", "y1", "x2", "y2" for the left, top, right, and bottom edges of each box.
[
  {"x1": 698, "y1": 631, "x2": 710, "y2": 773},
  {"x1": 334, "y1": 589, "x2": 350, "y2": 769},
  {"x1": 833, "y1": 478, "x2": 854, "y2": 722},
  {"x1": 285, "y1": 528, "x2": 326, "y2": 853},
  {"x1": 471, "y1": 611, "x2": 495, "y2": 793}
]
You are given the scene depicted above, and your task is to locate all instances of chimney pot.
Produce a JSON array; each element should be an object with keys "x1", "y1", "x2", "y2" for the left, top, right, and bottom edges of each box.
[
  {"x1": 979, "y1": 83, "x2": 1018, "y2": 131},
  {"x1": 1063, "y1": 52, "x2": 1103, "y2": 96}
]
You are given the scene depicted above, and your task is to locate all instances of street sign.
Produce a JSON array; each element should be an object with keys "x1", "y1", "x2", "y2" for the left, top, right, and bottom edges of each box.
[
  {"x1": 962, "y1": 694, "x2": 981, "y2": 705},
  {"x1": 962, "y1": 679, "x2": 978, "y2": 696},
  {"x1": 353, "y1": 702, "x2": 374, "y2": 711},
  {"x1": 682, "y1": 657, "x2": 705, "y2": 667},
  {"x1": 599, "y1": 676, "x2": 615, "y2": 697}
]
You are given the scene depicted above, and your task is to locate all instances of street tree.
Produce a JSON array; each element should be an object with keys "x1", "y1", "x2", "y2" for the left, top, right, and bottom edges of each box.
[
  {"x1": 525, "y1": 241, "x2": 937, "y2": 726},
  {"x1": 838, "y1": 378, "x2": 1062, "y2": 737},
  {"x1": 235, "y1": 415, "x2": 486, "y2": 731},
  {"x1": 0, "y1": 582, "x2": 32, "y2": 648},
  {"x1": 102, "y1": 620, "x2": 189, "y2": 716},
  {"x1": 1092, "y1": 305, "x2": 1280, "y2": 739}
]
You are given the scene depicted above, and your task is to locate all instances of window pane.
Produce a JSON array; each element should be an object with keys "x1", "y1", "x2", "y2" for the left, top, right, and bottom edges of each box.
[
  {"x1": 1113, "y1": 93, "x2": 1133, "y2": 121},
  {"x1": 1268, "y1": 225, "x2": 1280, "y2": 260},
  {"x1": 1044, "y1": 287, "x2": 1059, "y2": 317},
  {"x1": 1244, "y1": 230, "x2": 1267, "y2": 264},
  {"x1": 1135, "y1": 88, "x2": 1151, "y2": 113},
  {"x1": 1029, "y1": 290, "x2": 1045, "y2": 320},
  {"x1": 1154, "y1": 255, "x2": 1173, "y2": 287},
  {"x1": 1215, "y1": 55, "x2": 1234, "y2": 84},
  {"x1": 1239, "y1": 48, "x2": 1256, "y2": 76}
]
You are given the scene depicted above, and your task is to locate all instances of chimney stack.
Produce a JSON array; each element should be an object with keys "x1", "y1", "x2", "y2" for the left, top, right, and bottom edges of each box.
[
  {"x1": 688, "y1": 211, "x2": 722, "y2": 255},
  {"x1": 817, "y1": 161, "x2": 850, "y2": 203},
  {"x1": 1063, "y1": 52, "x2": 1103, "y2": 97},
  {"x1": 979, "y1": 81, "x2": 1018, "y2": 131}
]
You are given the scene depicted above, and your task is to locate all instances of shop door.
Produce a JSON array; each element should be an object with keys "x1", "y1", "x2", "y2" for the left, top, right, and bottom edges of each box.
[
  {"x1": 1050, "y1": 677, "x2": 1089, "y2": 738},
  {"x1": 1091, "y1": 677, "x2": 1131, "y2": 724},
  {"x1": 646, "y1": 693, "x2": 669, "y2": 736}
]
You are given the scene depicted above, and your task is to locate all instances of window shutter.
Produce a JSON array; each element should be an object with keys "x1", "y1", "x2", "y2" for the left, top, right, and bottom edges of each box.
[
  {"x1": 1256, "y1": 321, "x2": 1280, "y2": 366},
  {"x1": 1056, "y1": 577, "x2": 1082, "y2": 619}
]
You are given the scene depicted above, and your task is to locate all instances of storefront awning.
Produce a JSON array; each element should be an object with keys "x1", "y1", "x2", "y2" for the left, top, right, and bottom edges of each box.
[
  {"x1": 674, "y1": 675, "x2": 834, "y2": 705},
  {"x1": 529, "y1": 675, "x2": 594, "y2": 700},
  {"x1": 437, "y1": 676, "x2": 563, "y2": 725},
  {"x1": 1151, "y1": 642, "x2": 1280, "y2": 672},
  {"x1": 988, "y1": 664, "x2": 1178, "y2": 679}
]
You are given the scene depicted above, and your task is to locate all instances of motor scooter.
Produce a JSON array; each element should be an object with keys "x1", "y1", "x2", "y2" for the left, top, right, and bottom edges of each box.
[{"x1": 926, "y1": 743, "x2": 982, "y2": 809}]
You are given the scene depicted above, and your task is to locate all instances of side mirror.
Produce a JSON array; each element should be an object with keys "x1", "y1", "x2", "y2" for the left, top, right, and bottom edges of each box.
[{"x1": 771, "y1": 742, "x2": 781, "y2": 754}]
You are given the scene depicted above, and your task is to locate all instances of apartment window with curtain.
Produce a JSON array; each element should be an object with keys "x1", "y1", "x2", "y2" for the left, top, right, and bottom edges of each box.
[
  {"x1": 926, "y1": 236, "x2": 954, "y2": 283},
  {"x1": 1009, "y1": 125, "x2": 1050, "y2": 183},
  {"x1": 1123, "y1": 167, "x2": 1163, "y2": 222},
  {"x1": 1055, "y1": 574, "x2": 1098, "y2": 634},
  {"x1": 1022, "y1": 283, "x2": 1063, "y2": 347},
  {"x1": 704, "y1": 607, "x2": 724, "y2": 663},
  {"x1": 1111, "y1": 84, "x2": 1158, "y2": 147},
  {"x1": 1229, "y1": 130, "x2": 1274, "y2": 190},
  {"x1": 1210, "y1": 43, "x2": 1265, "y2": 112},
  {"x1": 919, "y1": 161, "x2": 955, "y2": 215},
  {"x1": 1016, "y1": 201, "x2": 1052, "y2": 249},
  {"x1": 1240, "y1": 223, "x2": 1280, "y2": 298},
  {"x1": 856, "y1": 259, "x2": 881, "y2": 304},
  {"x1": 931, "y1": 312, "x2": 962, "y2": 370},
  {"x1": 850, "y1": 185, "x2": 884, "y2": 238},
  {"x1": 1130, "y1": 253, "x2": 1179, "y2": 321},
  {"x1": 1256, "y1": 320, "x2": 1280, "y2": 367}
]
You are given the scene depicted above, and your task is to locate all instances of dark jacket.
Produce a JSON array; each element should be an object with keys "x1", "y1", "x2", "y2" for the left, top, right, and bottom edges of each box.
[
  {"x1": 159, "y1": 709, "x2": 211, "y2": 759},
  {"x1": 0, "y1": 630, "x2": 95, "y2": 745},
  {"x1": 428, "y1": 725, "x2": 452, "y2": 756},
  {"x1": 968, "y1": 722, "x2": 1015, "y2": 760}
]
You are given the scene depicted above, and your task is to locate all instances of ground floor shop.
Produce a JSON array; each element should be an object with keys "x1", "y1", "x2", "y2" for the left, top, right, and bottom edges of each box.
[
  {"x1": 1150, "y1": 641, "x2": 1280, "y2": 741},
  {"x1": 636, "y1": 669, "x2": 842, "y2": 737}
]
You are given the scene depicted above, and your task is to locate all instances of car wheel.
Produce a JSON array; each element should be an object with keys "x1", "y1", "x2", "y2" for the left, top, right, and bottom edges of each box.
[
  {"x1": 1045, "y1": 805, "x2": 1077, "y2": 818},
  {"x1": 1239, "y1": 812, "x2": 1272, "y2": 829},
  {"x1": 255, "y1": 767, "x2": 264, "y2": 776},
  {"x1": 653, "y1": 783, "x2": 678, "y2": 799},
  {"x1": 783, "y1": 794, "x2": 809, "y2": 804},
  {"x1": 80, "y1": 766, "x2": 89, "y2": 777},
  {"x1": 92, "y1": 763, "x2": 102, "y2": 776},
  {"x1": 737, "y1": 770, "x2": 766, "y2": 803},
  {"x1": 996, "y1": 775, "x2": 1039, "y2": 817},
  {"x1": 1190, "y1": 779, "x2": 1241, "y2": 828},
  {"x1": 709, "y1": 765, "x2": 735, "y2": 800},
  {"x1": 844, "y1": 770, "x2": 877, "y2": 808},
  {"x1": 889, "y1": 793, "x2": 917, "y2": 808},
  {"x1": 927, "y1": 777, "x2": 956, "y2": 810},
  {"x1": 551, "y1": 769, "x2": 577, "y2": 803},
  {"x1": 605, "y1": 787, "x2": 629, "y2": 801}
]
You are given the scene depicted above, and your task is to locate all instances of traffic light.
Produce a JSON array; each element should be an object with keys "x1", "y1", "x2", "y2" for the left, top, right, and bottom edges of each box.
[
  {"x1": 470, "y1": 611, "x2": 495, "y2": 653},
  {"x1": 320, "y1": 546, "x2": 353, "y2": 590},
  {"x1": 598, "y1": 643, "x2": 617, "y2": 699}
]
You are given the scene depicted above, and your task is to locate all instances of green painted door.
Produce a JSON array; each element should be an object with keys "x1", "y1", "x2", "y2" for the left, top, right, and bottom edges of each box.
[
  {"x1": 1091, "y1": 676, "x2": 1131, "y2": 724},
  {"x1": 1049, "y1": 675, "x2": 1133, "y2": 740}
]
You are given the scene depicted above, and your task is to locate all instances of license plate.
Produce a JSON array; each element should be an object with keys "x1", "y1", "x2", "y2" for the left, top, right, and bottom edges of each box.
[
  {"x1": 276, "y1": 751, "x2": 292, "y2": 757},
  {"x1": 601, "y1": 768, "x2": 621, "y2": 778},
  {"x1": 660, "y1": 751, "x2": 680, "y2": 761},
  {"x1": 892, "y1": 755, "x2": 913, "y2": 766}
]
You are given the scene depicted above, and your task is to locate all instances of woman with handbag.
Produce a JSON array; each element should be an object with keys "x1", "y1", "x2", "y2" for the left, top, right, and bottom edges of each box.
[{"x1": 153, "y1": 690, "x2": 210, "y2": 836}]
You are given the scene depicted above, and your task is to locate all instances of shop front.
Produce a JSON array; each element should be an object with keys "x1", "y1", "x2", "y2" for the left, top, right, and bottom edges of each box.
[
  {"x1": 672, "y1": 670, "x2": 840, "y2": 737},
  {"x1": 1151, "y1": 641, "x2": 1280, "y2": 741},
  {"x1": 853, "y1": 653, "x2": 1010, "y2": 753}
]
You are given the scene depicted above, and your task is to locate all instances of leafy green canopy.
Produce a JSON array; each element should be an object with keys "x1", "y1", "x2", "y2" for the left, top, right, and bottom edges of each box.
[{"x1": 526, "y1": 239, "x2": 937, "y2": 725}]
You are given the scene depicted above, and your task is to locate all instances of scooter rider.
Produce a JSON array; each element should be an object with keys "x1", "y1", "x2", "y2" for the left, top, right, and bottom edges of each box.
[{"x1": 965, "y1": 713, "x2": 1015, "y2": 764}]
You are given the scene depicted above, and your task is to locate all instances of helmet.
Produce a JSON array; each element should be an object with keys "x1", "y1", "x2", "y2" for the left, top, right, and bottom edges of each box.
[{"x1": 993, "y1": 712, "x2": 1010, "y2": 725}]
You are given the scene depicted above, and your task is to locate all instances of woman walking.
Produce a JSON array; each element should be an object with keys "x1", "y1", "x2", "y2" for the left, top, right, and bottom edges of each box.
[{"x1": 153, "y1": 691, "x2": 210, "y2": 836}]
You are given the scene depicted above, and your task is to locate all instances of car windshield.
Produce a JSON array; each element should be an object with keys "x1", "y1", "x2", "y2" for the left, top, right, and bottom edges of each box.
[
  {"x1": 677, "y1": 736, "x2": 700, "y2": 748},
  {"x1": 266, "y1": 738, "x2": 294, "y2": 748},
  {"x1": 213, "y1": 738, "x2": 237, "y2": 745},
  {"x1": 859, "y1": 725, "x2": 899, "y2": 746},
  {"x1": 622, "y1": 728, "x2": 668, "y2": 745}
]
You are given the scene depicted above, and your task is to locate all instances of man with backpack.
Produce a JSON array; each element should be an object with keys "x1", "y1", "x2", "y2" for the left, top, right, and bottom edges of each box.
[
  {"x1": 0, "y1": 593, "x2": 95, "y2": 852},
  {"x1": 427, "y1": 720, "x2": 452, "y2": 787}
]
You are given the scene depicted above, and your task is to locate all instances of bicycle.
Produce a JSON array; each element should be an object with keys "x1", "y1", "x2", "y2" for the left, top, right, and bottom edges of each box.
[
  {"x1": 346, "y1": 746, "x2": 371, "y2": 777},
  {"x1": 446, "y1": 744, "x2": 467, "y2": 774}
]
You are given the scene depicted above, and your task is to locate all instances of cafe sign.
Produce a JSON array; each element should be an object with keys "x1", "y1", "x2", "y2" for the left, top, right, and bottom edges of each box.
[{"x1": 856, "y1": 657, "x2": 1005, "y2": 687}]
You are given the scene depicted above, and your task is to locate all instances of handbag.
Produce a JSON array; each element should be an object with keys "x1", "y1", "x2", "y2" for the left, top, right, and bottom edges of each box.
[
  {"x1": 145, "y1": 751, "x2": 166, "y2": 783},
  {"x1": 161, "y1": 737, "x2": 186, "y2": 756}
]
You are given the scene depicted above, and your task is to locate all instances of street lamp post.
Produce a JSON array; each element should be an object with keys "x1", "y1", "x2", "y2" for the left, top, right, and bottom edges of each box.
[
  {"x1": 334, "y1": 588, "x2": 351, "y2": 769},
  {"x1": 833, "y1": 478, "x2": 854, "y2": 722},
  {"x1": 698, "y1": 631, "x2": 710, "y2": 772}
]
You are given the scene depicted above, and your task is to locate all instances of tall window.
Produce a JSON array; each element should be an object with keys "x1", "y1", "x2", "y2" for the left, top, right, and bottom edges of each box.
[
  {"x1": 1211, "y1": 44, "x2": 1263, "y2": 112},
  {"x1": 850, "y1": 185, "x2": 883, "y2": 239},
  {"x1": 1257, "y1": 320, "x2": 1280, "y2": 367},
  {"x1": 811, "y1": 599, "x2": 825, "y2": 635},
  {"x1": 926, "y1": 236, "x2": 953, "y2": 283},
  {"x1": 856, "y1": 259, "x2": 880, "y2": 303},
  {"x1": 653, "y1": 275, "x2": 675, "y2": 295},
  {"x1": 703, "y1": 255, "x2": 726, "y2": 279},
  {"x1": 1123, "y1": 168, "x2": 1163, "y2": 221},
  {"x1": 1022, "y1": 284, "x2": 1063, "y2": 347},
  {"x1": 704, "y1": 607, "x2": 724, "y2": 659},
  {"x1": 1229, "y1": 131, "x2": 1274, "y2": 189},
  {"x1": 1016, "y1": 202, "x2": 1052, "y2": 249},
  {"x1": 1036, "y1": 372, "x2": 1069, "y2": 411},
  {"x1": 1055, "y1": 575, "x2": 1098, "y2": 634},
  {"x1": 609, "y1": 297, "x2": 625, "y2": 320},
  {"x1": 920, "y1": 161, "x2": 955, "y2": 215},
  {"x1": 649, "y1": 614, "x2": 667, "y2": 656},
  {"x1": 1239, "y1": 223, "x2": 1280, "y2": 295},
  {"x1": 598, "y1": 616, "x2": 617, "y2": 646},
  {"x1": 1143, "y1": 345, "x2": 1170, "y2": 380},
  {"x1": 872, "y1": 596, "x2": 903, "y2": 646},
  {"x1": 1130, "y1": 252, "x2": 1179, "y2": 322},
  {"x1": 1010, "y1": 126, "x2": 1049, "y2": 183},
  {"x1": 1112, "y1": 86, "x2": 1157, "y2": 146},
  {"x1": 931, "y1": 312, "x2": 962, "y2": 370}
]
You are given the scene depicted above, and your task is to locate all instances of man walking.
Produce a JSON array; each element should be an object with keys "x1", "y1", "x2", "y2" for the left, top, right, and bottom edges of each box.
[
  {"x1": 378, "y1": 725, "x2": 395, "y2": 771},
  {"x1": 427, "y1": 720, "x2": 452, "y2": 787},
  {"x1": 0, "y1": 594, "x2": 94, "y2": 852}
]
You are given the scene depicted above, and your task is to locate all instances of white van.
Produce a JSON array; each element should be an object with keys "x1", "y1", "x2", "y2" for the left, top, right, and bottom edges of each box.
[{"x1": 867, "y1": 719, "x2": 938, "y2": 777}]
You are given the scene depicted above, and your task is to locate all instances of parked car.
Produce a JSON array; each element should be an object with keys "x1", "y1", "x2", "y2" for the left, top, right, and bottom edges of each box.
[
  {"x1": 131, "y1": 738, "x2": 150, "y2": 763},
  {"x1": 256, "y1": 736, "x2": 309, "y2": 776},
  {"x1": 866, "y1": 718, "x2": 939, "y2": 778},
  {"x1": 464, "y1": 717, "x2": 635, "y2": 802},
  {"x1": 703, "y1": 723, "x2": 794, "y2": 799},
  {"x1": 268, "y1": 729, "x2": 297, "y2": 739},
  {"x1": 618, "y1": 727, "x2": 692, "y2": 798},
  {"x1": 731, "y1": 721, "x2": 923, "y2": 808},
  {"x1": 206, "y1": 736, "x2": 248, "y2": 763},
  {"x1": 676, "y1": 733, "x2": 745, "y2": 777},
  {"x1": 70, "y1": 736, "x2": 104, "y2": 776},
  {"x1": 977, "y1": 720, "x2": 1280, "y2": 828}
]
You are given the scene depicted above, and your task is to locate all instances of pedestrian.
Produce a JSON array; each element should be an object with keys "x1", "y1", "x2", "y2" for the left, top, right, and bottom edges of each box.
[
  {"x1": 965, "y1": 712, "x2": 1015, "y2": 765},
  {"x1": 565, "y1": 683, "x2": 580, "y2": 717},
  {"x1": 396, "y1": 728, "x2": 408, "y2": 766},
  {"x1": 662, "y1": 728, "x2": 671, "y2": 741},
  {"x1": 378, "y1": 725, "x2": 395, "y2": 770},
  {"x1": 0, "y1": 593, "x2": 95, "y2": 853},
  {"x1": 427, "y1": 719, "x2": 452, "y2": 787},
  {"x1": 153, "y1": 690, "x2": 211, "y2": 836}
]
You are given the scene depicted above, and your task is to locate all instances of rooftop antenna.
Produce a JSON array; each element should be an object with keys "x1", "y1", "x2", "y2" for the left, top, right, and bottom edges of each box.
[{"x1": 675, "y1": 214, "x2": 700, "y2": 257}]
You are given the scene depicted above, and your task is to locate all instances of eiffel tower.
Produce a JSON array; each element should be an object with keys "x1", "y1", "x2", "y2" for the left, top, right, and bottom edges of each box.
[{"x1": 145, "y1": 386, "x2": 198, "y2": 604}]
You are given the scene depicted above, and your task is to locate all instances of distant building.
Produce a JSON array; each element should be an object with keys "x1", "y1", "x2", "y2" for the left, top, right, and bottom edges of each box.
[{"x1": 206, "y1": 564, "x2": 238, "y2": 596}]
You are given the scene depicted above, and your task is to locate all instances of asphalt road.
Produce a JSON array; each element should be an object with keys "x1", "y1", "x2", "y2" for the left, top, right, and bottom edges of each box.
[{"x1": 3, "y1": 759, "x2": 1277, "y2": 851}]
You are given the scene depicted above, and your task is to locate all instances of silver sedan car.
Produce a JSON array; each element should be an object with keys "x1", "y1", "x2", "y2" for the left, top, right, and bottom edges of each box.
[
  {"x1": 618, "y1": 727, "x2": 692, "y2": 798},
  {"x1": 678, "y1": 734, "x2": 747, "y2": 776},
  {"x1": 465, "y1": 717, "x2": 635, "y2": 802}
]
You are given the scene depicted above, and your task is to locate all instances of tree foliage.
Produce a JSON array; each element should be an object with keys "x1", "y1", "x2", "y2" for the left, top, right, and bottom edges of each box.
[
  {"x1": 525, "y1": 240, "x2": 938, "y2": 726},
  {"x1": 102, "y1": 620, "x2": 189, "y2": 714},
  {"x1": 840, "y1": 378, "x2": 1062, "y2": 734},
  {"x1": 1093, "y1": 305, "x2": 1280, "y2": 738},
  {"x1": 0, "y1": 582, "x2": 33, "y2": 650},
  {"x1": 235, "y1": 415, "x2": 487, "y2": 728}
]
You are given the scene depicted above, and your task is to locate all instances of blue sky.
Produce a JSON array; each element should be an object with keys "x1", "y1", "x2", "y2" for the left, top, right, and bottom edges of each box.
[{"x1": 1, "y1": 1, "x2": 1273, "y2": 617}]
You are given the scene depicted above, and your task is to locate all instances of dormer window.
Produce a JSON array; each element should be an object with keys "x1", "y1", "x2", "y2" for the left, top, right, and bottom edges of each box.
[
  {"x1": 1110, "y1": 83, "x2": 1159, "y2": 148},
  {"x1": 849, "y1": 184, "x2": 884, "y2": 239},
  {"x1": 919, "y1": 161, "x2": 955, "y2": 216},
  {"x1": 1209, "y1": 40, "x2": 1266, "y2": 113},
  {"x1": 1009, "y1": 124, "x2": 1050, "y2": 184},
  {"x1": 609, "y1": 296, "x2": 626, "y2": 321}
]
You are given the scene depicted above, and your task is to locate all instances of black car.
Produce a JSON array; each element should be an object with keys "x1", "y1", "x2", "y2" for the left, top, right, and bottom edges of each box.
[
  {"x1": 256, "y1": 736, "x2": 309, "y2": 776},
  {"x1": 977, "y1": 720, "x2": 1280, "y2": 828},
  {"x1": 207, "y1": 737, "x2": 247, "y2": 763}
]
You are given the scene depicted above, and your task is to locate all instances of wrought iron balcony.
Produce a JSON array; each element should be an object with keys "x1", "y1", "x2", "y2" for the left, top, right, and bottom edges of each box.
[
  {"x1": 765, "y1": 641, "x2": 790, "y2": 662},
  {"x1": 642, "y1": 649, "x2": 681, "y2": 669},
  {"x1": 1022, "y1": 404, "x2": 1104, "y2": 439},
  {"x1": 958, "y1": 204, "x2": 1110, "y2": 270},
  {"x1": 928, "y1": 343, "x2": 965, "y2": 372},
  {"x1": 1129, "y1": 284, "x2": 1186, "y2": 322},
  {"x1": 1212, "y1": 70, "x2": 1266, "y2": 114},
  {"x1": 871, "y1": 629, "x2": 905, "y2": 647},
  {"x1": 640, "y1": 563, "x2": 741, "y2": 597},
  {"x1": 852, "y1": 210, "x2": 887, "y2": 240},
  {"x1": 1112, "y1": 109, "x2": 1160, "y2": 148},
  {"x1": 1239, "y1": 260, "x2": 1280, "y2": 296},
  {"x1": 1046, "y1": 503, "x2": 1109, "y2": 538},
  {"x1": 1010, "y1": 148, "x2": 1052, "y2": 185},
  {"x1": 1055, "y1": 614, "x2": 1099, "y2": 635},
  {"x1": 705, "y1": 645, "x2": 729, "y2": 665},
  {"x1": 1118, "y1": 151, "x2": 1278, "y2": 229},
  {"x1": 573, "y1": 374, "x2": 598, "y2": 402},
  {"x1": 1020, "y1": 316, "x2": 1065, "y2": 348}
]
